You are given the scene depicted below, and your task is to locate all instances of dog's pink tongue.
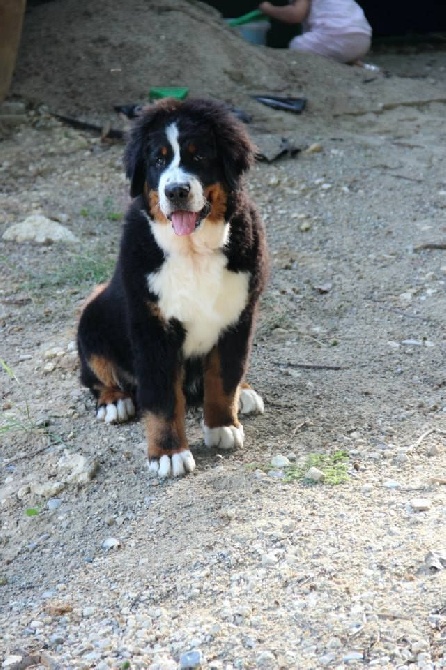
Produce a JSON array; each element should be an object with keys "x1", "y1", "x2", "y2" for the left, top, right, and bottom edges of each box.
[{"x1": 171, "y1": 211, "x2": 199, "y2": 236}]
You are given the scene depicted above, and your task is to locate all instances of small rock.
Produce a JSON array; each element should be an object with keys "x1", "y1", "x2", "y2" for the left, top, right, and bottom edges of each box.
[
  {"x1": 411, "y1": 640, "x2": 429, "y2": 654},
  {"x1": 256, "y1": 651, "x2": 276, "y2": 667},
  {"x1": 411, "y1": 498, "x2": 431, "y2": 512},
  {"x1": 31, "y1": 481, "x2": 65, "y2": 497},
  {"x1": 394, "y1": 450, "x2": 409, "y2": 464},
  {"x1": 319, "y1": 653, "x2": 337, "y2": 666},
  {"x1": 2, "y1": 656, "x2": 23, "y2": 668},
  {"x1": 261, "y1": 553, "x2": 278, "y2": 566},
  {"x1": 179, "y1": 649, "x2": 204, "y2": 669},
  {"x1": 57, "y1": 452, "x2": 98, "y2": 485},
  {"x1": 424, "y1": 550, "x2": 446, "y2": 571},
  {"x1": 47, "y1": 498, "x2": 62, "y2": 511},
  {"x1": 82, "y1": 606, "x2": 96, "y2": 617},
  {"x1": 383, "y1": 479, "x2": 401, "y2": 489},
  {"x1": 2, "y1": 214, "x2": 79, "y2": 245},
  {"x1": 313, "y1": 282, "x2": 333, "y2": 294},
  {"x1": 102, "y1": 537, "x2": 121, "y2": 550},
  {"x1": 149, "y1": 657, "x2": 178, "y2": 670},
  {"x1": 305, "y1": 466, "x2": 325, "y2": 482},
  {"x1": 343, "y1": 651, "x2": 364, "y2": 662},
  {"x1": 426, "y1": 444, "x2": 440, "y2": 457},
  {"x1": 304, "y1": 142, "x2": 323, "y2": 154},
  {"x1": 271, "y1": 454, "x2": 290, "y2": 468},
  {"x1": 39, "y1": 651, "x2": 59, "y2": 669}
]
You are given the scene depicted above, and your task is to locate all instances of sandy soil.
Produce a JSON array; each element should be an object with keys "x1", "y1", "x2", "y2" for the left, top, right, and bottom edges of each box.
[{"x1": 1, "y1": 1, "x2": 446, "y2": 668}]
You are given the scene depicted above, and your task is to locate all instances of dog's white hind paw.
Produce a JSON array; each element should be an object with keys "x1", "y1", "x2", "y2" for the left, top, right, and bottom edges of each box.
[
  {"x1": 239, "y1": 388, "x2": 264, "y2": 415},
  {"x1": 203, "y1": 424, "x2": 244, "y2": 450},
  {"x1": 147, "y1": 450, "x2": 196, "y2": 478},
  {"x1": 96, "y1": 398, "x2": 135, "y2": 424}
]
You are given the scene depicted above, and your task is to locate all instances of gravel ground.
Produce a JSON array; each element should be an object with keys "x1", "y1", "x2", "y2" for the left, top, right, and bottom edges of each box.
[{"x1": 1, "y1": 9, "x2": 446, "y2": 669}]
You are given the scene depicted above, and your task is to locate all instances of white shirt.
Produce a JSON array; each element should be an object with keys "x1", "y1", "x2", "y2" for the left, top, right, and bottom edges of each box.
[{"x1": 303, "y1": 0, "x2": 372, "y2": 37}]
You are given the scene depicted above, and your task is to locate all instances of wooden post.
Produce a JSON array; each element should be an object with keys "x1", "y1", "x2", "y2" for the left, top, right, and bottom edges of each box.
[{"x1": 0, "y1": 0, "x2": 26, "y2": 102}]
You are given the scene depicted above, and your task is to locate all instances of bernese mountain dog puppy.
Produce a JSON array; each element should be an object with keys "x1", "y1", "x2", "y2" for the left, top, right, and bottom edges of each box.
[{"x1": 77, "y1": 98, "x2": 268, "y2": 478}]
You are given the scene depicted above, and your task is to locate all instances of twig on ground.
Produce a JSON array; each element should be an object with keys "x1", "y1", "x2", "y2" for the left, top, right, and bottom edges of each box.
[{"x1": 414, "y1": 242, "x2": 446, "y2": 252}]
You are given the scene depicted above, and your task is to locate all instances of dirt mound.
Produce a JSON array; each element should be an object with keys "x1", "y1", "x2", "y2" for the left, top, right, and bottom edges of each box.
[{"x1": 11, "y1": 0, "x2": 445, "y2": 136}]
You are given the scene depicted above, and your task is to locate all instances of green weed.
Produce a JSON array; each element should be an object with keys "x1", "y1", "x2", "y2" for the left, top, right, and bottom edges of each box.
[
  {"x1": 24, "y1": 252, "x2": 115, "y2": 294},
  {"x1": 80, "y1": 196, "x2": 123, "y2": 223},
  {"x1": 249, "y1": 450, "x2": 350, "y2": 485},
  {"x1": 285, "y1": 450, "x2": 349, "y2": 485}
]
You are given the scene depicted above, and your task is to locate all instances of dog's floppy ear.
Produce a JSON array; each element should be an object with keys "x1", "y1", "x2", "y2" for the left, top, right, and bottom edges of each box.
[
  {"x1": 124, "y1": 99, "x2": 182, "y2": 198},
  {"x1": 211, "y1": 103, "x2": 257, "y2": 190},
  {"x1": 124, "y1": 119, "x2": 146, "y2": 198}
]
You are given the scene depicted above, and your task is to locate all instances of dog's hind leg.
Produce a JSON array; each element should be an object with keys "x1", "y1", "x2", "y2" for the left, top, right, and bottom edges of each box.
[
  {"x1": 239, "y1": 381, "x2": 265, "y2": 415},
  {"x1": 81, "y1": 354, "x2": 136, "y2": 424}
]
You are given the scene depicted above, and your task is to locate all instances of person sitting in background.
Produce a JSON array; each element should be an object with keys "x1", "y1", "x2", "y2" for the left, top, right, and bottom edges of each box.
[{"x1": 258, "y1": 0, "x2": 372, "y2": 64}]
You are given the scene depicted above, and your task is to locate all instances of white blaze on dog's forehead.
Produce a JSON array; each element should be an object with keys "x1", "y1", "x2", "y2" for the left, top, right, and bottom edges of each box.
[
  {"x1": 162, "y1": 122, "x2": 187, "y2": 187},
  {"x1": 166, "y1": 123, "x2": 181, "y2": 167},
  {"x1": 158, "y1": 122, "x2": 207, "y2": 217}
]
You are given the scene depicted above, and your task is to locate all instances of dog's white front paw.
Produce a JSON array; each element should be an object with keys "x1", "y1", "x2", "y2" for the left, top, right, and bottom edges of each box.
[
  {"x1": 239, "y1": 388, "x2": 264, "y2": 415},
  {"x1": 147, "y1": 450, "x2": 196, "y2": 478},
  {"x1": 96, "y1": 398, "x2": 135, "y2": 424},
  {"x1": 203, "y1": 424, "x2": 244, "y2": 450}
]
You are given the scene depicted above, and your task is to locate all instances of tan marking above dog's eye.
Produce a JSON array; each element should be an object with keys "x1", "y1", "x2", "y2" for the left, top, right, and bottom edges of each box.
[
  {"x1": 187, "y1": 143, "x2": 196, "y2": 154},
  {"x1": 161, "y1": 146, "x2": 168, "y2": 156}
]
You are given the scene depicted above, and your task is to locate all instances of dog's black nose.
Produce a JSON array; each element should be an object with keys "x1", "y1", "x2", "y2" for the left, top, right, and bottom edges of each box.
[{"x1": 165, "y1": 183, "x2": 190, "y2": 202}]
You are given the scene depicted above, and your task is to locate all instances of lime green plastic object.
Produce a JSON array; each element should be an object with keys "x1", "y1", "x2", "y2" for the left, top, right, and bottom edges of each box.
[
  {"x1": 227, "y1": 10, "x2": 266, "y2": 27},
  {"x1": 149, "y1": 87, "x2": 189, "y2": 101}
]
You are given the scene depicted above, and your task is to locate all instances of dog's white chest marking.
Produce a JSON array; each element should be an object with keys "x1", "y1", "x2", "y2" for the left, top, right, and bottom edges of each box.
[{"x1": 147, "y1": 237, "x2": 250, "y2": 358}]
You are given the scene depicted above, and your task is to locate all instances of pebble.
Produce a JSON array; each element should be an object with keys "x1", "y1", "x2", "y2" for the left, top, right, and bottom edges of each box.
[
  {"x1": 383, "y1": 479, "x2": 401, "y2": 489},
  {"x1": 2, "y1": 214, "x2": 79, "y2": 245},
  {"x1": 256, "y1": 651, "x2": 276, "y2": 667},
  {"x1": 2, "y1": 656, "x2": 23, "y2": 668},
  {"x1": 270, "y1": 454, "x2": 290, "y2": 468},
  {"x1": 102, "y1": 537, "x2": 121, "y2": 550},
  {"x1": 57, "y1": 452, "x2": 99, "y2": 485},
  {"x1": 305, "y1": 466, "x2": 325, "y2": 482},
  {"x1": 304, "y1": 142, "x2": 323, "y2": 154},
  {"x1": 343, "y1": 651, "x2": 364, "y2": 662},
  {"x1": 179, "y1": 649, "x2": 204, "y2": 668},
  {"x1": 410, "y1": 498, "x2": 432, "y2": 512},
  {"x1": 47, "y1": 498, "x2": 62, "y2": 510},
  {"x1": 319, "y1": 653, "x2": 337, "y2": 666},
  {"x1": 82, "y1": 607, "x2": 96, "y2": 618},
  {"x1": 261, "y1": 553, "x2": 278, "y2": 566},
  {"x1": 31, "y1": 481, "x2": 65, "y2": 498}
]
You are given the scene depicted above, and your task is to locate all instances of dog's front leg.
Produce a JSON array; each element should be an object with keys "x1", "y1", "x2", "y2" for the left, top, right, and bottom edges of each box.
[
  {"x1": 202, "y1": 326, "x2": 264, "y2": 450},
  {"x1": 133, "y1": 320, "x2": 195, "y2": 478},
  {"x1": 143, "y1": 369, "x2": 195, "y2": 478}
]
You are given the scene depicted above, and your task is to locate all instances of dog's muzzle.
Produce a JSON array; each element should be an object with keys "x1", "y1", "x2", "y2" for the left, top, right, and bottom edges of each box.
[{"x1": 164, "y1": 182, "x2": 210, "y2": 236}]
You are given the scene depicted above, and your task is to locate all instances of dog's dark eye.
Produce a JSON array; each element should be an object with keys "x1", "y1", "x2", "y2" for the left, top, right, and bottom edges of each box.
[
  {"x1": 155, "y1": 156, "x2": 166, "y2": 168},
  {"x1": 193, "y1": 153, "x2": 205, "y2": 163}
]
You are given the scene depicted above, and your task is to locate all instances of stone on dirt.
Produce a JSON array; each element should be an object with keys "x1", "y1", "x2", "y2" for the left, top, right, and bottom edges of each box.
[{"x1": 2, "y1": 214, "x2": 78, "y2": 245}]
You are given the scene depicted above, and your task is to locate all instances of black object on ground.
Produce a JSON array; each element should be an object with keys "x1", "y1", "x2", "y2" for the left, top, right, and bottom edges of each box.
[{"x1": 252, "y1": 95, "x2": 307, "y2": 113}]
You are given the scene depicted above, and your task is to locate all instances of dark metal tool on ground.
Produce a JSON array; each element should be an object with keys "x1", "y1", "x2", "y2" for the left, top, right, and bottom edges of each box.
[{"x1": 253, "y1": 95, "x2": 307, "y2": 113}]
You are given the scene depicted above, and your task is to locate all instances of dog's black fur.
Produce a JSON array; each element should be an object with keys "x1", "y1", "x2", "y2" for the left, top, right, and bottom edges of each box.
[{"x1": 77, "y1": 98, "x2": 268, "y2": 477}]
